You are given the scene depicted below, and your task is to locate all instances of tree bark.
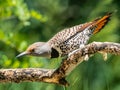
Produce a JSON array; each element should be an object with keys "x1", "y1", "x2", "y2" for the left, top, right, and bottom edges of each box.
[{"x1": 0, "y1": 42, "x2": 120, "y2": 86}]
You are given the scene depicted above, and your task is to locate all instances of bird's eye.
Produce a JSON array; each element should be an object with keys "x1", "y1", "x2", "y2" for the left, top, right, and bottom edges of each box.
[{"x1": 31, "y1": 49, "x2": 35, "y2": 52}]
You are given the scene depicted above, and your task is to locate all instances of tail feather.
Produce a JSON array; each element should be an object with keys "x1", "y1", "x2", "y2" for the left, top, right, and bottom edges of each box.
[{"x1": 92, "y1": 12, "x2": 112, "y2": 34}]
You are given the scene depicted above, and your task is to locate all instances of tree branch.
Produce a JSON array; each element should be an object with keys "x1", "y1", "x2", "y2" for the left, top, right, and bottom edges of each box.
[{"x1": 0, "y1": 42, "x2": 120, "y2": 86}]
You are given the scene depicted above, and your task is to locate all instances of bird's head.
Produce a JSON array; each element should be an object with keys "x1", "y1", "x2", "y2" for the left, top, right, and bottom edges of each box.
[{"x1": 16, "y1": 42, "x2": 51, "y2": 58}]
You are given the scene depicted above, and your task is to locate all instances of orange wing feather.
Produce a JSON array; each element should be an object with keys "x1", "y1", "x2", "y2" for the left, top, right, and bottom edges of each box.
[{"x1": 92, "y1": 12, "x2": 112, "y2": 34}]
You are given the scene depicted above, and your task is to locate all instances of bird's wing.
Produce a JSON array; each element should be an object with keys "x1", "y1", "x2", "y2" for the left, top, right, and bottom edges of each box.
[
  {"x1": 48, "y1": 12, "x2": 112, "y2": 47},
  {"x1": 48, "y1": 22, "x2": 92, "y2": 46}
]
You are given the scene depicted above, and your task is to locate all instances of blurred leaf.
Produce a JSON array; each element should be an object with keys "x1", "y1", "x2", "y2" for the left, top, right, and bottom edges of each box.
[{"x1": 30, "y1": 10, "x2": 48, "y2": 22}]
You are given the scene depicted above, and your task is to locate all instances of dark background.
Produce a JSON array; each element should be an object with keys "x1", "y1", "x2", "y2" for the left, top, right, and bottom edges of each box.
[{"x1": 0, "y1": 0, "x2": 120, "y2": 90}]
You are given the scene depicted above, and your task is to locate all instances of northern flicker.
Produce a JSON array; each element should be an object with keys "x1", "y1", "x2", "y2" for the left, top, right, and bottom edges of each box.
[{"x1": 17, "y1": 12, "x2": 112, "y2": 58}]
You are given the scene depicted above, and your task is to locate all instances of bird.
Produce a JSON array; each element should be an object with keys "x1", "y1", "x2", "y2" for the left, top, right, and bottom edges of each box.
[{"x1": 16, "y1": 12, "x2": 112, "y2": 59}]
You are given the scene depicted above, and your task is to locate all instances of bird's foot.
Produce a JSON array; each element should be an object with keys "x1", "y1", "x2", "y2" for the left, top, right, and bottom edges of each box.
[{"x1": 99, "y1": 51, "x2": 108, "y2": 61}]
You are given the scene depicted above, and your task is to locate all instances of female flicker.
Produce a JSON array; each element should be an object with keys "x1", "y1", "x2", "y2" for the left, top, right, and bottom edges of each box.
[{"x1": 17, "y1": 13, "x2": 112, "y2": 58}]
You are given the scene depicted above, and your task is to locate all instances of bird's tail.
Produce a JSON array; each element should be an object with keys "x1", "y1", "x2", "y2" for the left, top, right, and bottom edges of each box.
[{"x1": 92, "y1": 12, "x2": 112, "y2": 34}]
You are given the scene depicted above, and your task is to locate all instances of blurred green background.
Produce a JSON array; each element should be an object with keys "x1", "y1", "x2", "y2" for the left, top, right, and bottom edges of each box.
[{"x1": 0, "y1": 0, "x2": 120, "y2": 90}]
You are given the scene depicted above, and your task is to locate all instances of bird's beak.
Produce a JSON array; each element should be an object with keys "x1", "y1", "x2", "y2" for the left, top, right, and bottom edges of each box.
[{"x1": 16, "y1": 51, "x2": 28, "y2": 58}]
